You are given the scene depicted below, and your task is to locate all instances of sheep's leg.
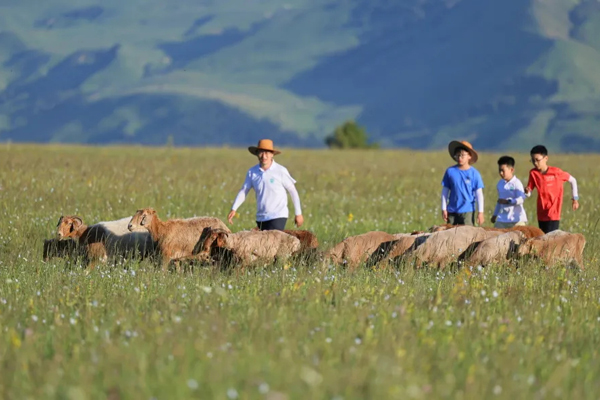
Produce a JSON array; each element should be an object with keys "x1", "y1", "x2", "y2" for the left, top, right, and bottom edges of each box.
[
  {"x1": 173, "y1": 260, "x2": 183, "y2": 274},
  {"x1": 161, "y1": 255, "x2": 172, "y2": 272}
]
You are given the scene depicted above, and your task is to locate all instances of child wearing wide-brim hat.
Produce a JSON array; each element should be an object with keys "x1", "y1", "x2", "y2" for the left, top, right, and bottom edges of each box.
[
  {"x1": 441, "y1": 140, "x2": 485, "y2": 226},
  {"x1": 248, "y1": 139, "x2": 281, "y2": 156},
  {"x1": 448, "y1": 140, "x2": 478, "y2": 164},
  {"x1": 228, "y1": 139, "x2": 303, "y2": 231}
]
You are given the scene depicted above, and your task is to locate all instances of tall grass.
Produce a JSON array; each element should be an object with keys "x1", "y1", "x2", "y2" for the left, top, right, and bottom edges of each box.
[{"x1": 0, "y1": 144, "x2": 599, "y2": 399}]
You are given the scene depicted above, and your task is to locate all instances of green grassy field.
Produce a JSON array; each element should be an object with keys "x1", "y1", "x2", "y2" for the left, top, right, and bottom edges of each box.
[{"x1": 1, "y1": 144, "x2": 599, "y2": 399}]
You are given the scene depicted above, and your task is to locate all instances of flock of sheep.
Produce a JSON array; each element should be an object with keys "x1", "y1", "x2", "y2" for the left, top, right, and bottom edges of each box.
[{"x1": 42, "y1": 208, "x2": 587, "y2": 271}]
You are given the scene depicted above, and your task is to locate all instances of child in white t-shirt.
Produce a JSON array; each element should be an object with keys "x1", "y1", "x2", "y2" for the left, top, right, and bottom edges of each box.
[{"x1": 491, "y1": 155, "x2": 527, "y2": 228}]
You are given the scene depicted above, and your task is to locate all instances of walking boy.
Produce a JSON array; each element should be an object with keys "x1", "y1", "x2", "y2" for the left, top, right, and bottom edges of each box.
[
  {"x1": 228, "y1": 139, "x2": 304, "y2": 231},
  {"x1": 441, "y1": 140, "x2": 485, "y2": 226},
  {"x1": 525, "y1": 145, "x2": 579, "y2": 233},
  {"x1": 491, "y1": 155, "x2": 527, "y2": 228}
]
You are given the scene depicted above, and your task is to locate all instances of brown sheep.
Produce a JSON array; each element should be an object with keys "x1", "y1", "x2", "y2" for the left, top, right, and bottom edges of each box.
[
  {"x1": 57, "y1": 216, "x2": 156, "y2": 267},
  {"x1": 192, "y1": 227, "x2": 301, "y2": 268},
  {"x1": 127, "y1": 208, "x2": 230, "y2": 270},
  {"x1": 427, "y1": 223, "x2": 543, "y2": 239},
  {"x1": 408, "y1": 226, "x2": 503, "y2": 269},
  {"x1": 461, "y1": 231, "x2": 527, "y2": 267},
  {"x1": 324, "y1": 231, "x2": 397, "y2": 270},
  {"x1": 516, "y1": 230, "x2": 586, "y2": 268}
]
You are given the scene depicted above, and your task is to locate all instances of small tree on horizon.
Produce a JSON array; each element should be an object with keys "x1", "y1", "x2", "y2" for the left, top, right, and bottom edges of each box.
[{"x1": 325, "y1": 120, "x2": 379, "y2": 149}]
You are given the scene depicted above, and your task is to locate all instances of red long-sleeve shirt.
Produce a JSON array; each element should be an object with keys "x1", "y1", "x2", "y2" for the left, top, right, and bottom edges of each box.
[{"x1": 526, "y1": 167, "x2": 571, "y2": 221}]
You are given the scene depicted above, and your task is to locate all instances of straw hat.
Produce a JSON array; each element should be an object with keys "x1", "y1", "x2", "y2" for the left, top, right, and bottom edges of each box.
[
  {"x1": 248, "y1": 139, "x2": 281, "y2": 156},
  {"x1": 448, "y1": 140, "x2": 478, "y2": 164}
]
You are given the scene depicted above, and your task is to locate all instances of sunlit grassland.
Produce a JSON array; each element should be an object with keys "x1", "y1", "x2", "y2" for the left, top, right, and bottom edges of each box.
[{"x1": 1, "y1": 144, "x2": 600, "y2": 399}]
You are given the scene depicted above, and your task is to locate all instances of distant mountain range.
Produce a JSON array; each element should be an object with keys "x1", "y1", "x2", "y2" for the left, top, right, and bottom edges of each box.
[{"x1": 1, "y1": 0, "x2": 600, "y2": 151}]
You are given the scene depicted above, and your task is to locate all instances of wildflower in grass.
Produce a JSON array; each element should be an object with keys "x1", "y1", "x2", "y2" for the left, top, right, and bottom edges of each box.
[
  {"x1": 258, "y1": 383, "x2": 269, "y2": 394},
  {"x1": 347, "y1": 213, "x2": 353, "y2": 222},
  {"x1": 227, "y1": 388, "x2": 238, "y2": 399},
  {"x1": 187, "y1": 379, "x2": 199, "y2": 390}
]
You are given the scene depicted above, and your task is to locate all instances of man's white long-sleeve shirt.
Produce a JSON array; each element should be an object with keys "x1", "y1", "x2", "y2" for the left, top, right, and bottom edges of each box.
[
  {"x1": 231, "y1": 161, "x2": 302, "y2": 222},
  {"x1": 493, "y1": 176, "x2": 528, "y2": 223}
]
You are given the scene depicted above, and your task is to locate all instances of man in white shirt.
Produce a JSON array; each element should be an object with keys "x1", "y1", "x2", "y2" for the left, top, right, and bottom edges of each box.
[
  {"x1": 491, "y1": 155, "x2": 527, "y2": 228},
  {"x1": 227, "y1": 139, "x2": 304, "y2": 231}
]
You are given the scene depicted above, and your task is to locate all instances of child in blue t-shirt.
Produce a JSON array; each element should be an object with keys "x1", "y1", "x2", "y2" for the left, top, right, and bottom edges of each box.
[{"x1": 441, "y1": 140, "x2": 485, "y2": 226}]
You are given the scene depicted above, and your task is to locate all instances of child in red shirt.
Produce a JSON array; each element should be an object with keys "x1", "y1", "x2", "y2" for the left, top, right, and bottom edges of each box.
[{"x1": 525, "y1": 145, "x2": 580, "y2": 233}]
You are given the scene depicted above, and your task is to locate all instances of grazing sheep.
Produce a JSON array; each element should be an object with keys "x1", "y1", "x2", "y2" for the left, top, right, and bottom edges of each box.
[
  {"x1": 516, "y1": 230, "x2": 586, "y2": 268},
  {"x1": 409, "y1": 226, "x2": 503, "y2": 269},
  {"x1": 324, "y1": 231, "x2": 397, "y2": 270},
  {"x1": 427, "y1": 223, "x2": 543, "y2": 238},
  {"x1": 42, "y1": 238, "x2": 78, "y2": 261},
  {"x1": 57, "y1": 216, "x2": 156, "y2": 266},
  {"x1": 127, "y1": 208, "x2": 230, "y2": 269},
  {"x1": 504, "y1": 225, "x2": 544, "y2": 239},
  {"x1": 192, "y1": 227, "x2": 301, "y2": 268},
  {"x1": 367, "y1": 233, "x2": 430, "y2": 267},
  {"x1": 250, "y1": 228, "x2": 319, "y2": 254},
  {"x1": 461, "y1": 231, "x2": 527, "y2": 267},
  {"x1": 280, "y1": 229, "x2": 320, "y2": 262}
]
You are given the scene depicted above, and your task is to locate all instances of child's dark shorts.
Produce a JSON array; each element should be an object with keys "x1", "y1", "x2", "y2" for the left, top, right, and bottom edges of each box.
[{"x1": 448, "y1": 212, "x2": 474, "y2": 226}]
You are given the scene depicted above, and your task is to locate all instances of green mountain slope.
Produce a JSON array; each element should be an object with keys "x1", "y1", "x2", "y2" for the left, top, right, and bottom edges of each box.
[{"x1": 0, "y1": 0, "x2": 599, "y2": 150}]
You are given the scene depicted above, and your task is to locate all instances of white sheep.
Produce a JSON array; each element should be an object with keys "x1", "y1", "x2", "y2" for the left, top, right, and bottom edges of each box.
[
  {"x1": 408, "y1": 226, "x2": 503, "y2": 269},
  {"x1": 192, "y1": 227, "x2": 301, "y2": 268},
  {"x1": 324, "y1": 231, "x2": 398, "y2": 270},
  {"x1": 462, "y1": 231, "x2": 527, "y2": 267}
]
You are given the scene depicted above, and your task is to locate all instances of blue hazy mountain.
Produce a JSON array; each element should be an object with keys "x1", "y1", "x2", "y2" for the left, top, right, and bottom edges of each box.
[{"x1": 1, "y1": 0, "x2": 600, "y2": 151}]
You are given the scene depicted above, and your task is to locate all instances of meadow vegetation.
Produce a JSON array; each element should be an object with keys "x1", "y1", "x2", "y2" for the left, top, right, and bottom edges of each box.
[{"x1": 0, "y1": 144, "x2": 599, "y2": 399}]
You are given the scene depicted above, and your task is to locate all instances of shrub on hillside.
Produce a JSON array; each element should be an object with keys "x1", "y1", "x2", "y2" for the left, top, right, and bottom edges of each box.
[{"x1": 325, "y1": 120, "x2": 379, "y2": 149}]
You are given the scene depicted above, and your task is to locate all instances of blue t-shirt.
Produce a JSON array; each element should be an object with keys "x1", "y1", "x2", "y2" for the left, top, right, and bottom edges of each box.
[{"x1": 441, "y1": 166, "x2": 484, "y2": 213}]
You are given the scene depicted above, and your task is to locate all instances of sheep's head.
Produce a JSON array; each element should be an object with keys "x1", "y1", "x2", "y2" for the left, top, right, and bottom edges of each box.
[
  {"x1": 57, "y1": 215, "x2": 84, "y2": 239},
  {"x1": 515, "y1": 238, "x2": 535, "y2": 257},
  {"x1": 128, "y1": 208, "x2": 157, "y2": 232},
  {"x1": 507, "y1": 231, "x2": 528, "y2": 258},
  {"x1": 192, "y1": 227, "x2": 229, "y2": 255}
]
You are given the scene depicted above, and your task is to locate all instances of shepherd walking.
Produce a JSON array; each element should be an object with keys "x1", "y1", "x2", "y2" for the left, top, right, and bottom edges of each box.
[{"x1": 228, "y1": 139, "x2": 304, "y2": 231}]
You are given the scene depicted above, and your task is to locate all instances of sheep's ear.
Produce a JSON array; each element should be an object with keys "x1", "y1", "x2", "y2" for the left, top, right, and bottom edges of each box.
[
  {"x1": 216, "y1": 232, "x2": 227, "y2": 247},
  {"x1": 199, "y1": 227, "x2": 212, "y2": 243}
]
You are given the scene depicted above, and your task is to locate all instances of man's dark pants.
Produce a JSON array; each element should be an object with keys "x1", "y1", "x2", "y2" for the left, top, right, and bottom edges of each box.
[
  {"x1": 256, "y1": 218, "x2": 287, "y2": 231},
  {"x1": 448, "y1": 212, "x2": 474, "y2": 226}
]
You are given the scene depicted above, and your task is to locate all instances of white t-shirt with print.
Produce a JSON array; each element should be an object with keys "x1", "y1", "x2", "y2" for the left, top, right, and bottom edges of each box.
[
  {"x1": 494, "y1": 176, "x2": 527, "y2": 223},
  {"x1": 232, "y1": 161, "x2": 302, "y2": 222}
]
